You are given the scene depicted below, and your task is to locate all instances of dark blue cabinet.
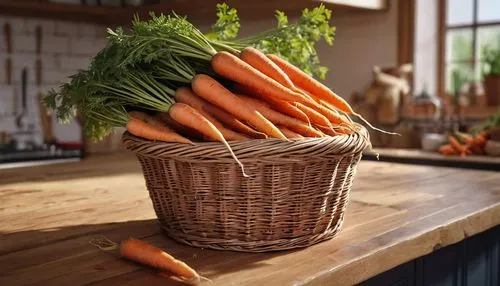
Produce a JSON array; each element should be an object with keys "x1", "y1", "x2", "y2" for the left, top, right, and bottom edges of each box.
[{"x1": 360, "y1": 225, "x2": 500, "y2": 286}]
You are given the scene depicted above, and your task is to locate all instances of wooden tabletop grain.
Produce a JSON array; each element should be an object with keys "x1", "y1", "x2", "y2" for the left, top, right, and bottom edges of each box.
[{"x1": 0, "y1": 153, "x2": 499, "y2": 286}]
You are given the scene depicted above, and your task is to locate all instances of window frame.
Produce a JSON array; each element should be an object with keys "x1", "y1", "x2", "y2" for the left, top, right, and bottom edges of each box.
[{"x1": 438, "y1": 0, "x2": 500, "y2": 97}]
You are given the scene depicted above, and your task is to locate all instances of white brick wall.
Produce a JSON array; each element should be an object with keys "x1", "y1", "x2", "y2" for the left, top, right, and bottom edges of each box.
[
  {"x1": 42, "y1": 54, "x2": 59, "y2": 70},
  {"x1": 42, "y1": 35, "x2": 69, "y2": 54},
  {"x1": 0, "y1": 85, "x2": 14, "y2": 119},
  {"x1": 2, "y1": 17, "x2": 25, "y2": 35},
  {"x1": 55, "y1": 21, "x2": 79, "y2": 37},
  {"x1": 69, "y1": 37, "x2": 105, "y2": 56},
  {"x1": 12, "y1": 35, "x2": 37, "y2": 53},
  {"x1": 78, "y1": 23, "x2": 97, "y2": 37},
  {"x1": 0, "y1": 33, "x2": 5, "y2": 53},
  {"x1": 0, "y1": 55, "x2": 5, "y2": 84},
  {"x1": 24, "y1": 19, "x2": 56, "y2": 35},
  {"x1": 59, "y1": 55, "x2": 90, "y2": 71},
  {"x1": 0, "y1": 15, "x2": 107, "y2": 143}
]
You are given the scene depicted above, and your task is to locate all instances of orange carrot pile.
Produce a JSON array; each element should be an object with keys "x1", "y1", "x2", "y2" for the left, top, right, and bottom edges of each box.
[
  {"x1": 82, "y1": 46, "x2": 388, "y2": 176},
  {"x1": 438, "y1": 132, "x2": 490, "y2": 157},
  {"x1": 117, "y1": 49, "x2": 388, "y2": 174}
]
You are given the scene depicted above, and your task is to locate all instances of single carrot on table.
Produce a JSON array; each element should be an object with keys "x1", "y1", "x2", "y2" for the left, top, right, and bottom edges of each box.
[{"x1": 120, "y1": 238, "x2": 202, "y2": 285}]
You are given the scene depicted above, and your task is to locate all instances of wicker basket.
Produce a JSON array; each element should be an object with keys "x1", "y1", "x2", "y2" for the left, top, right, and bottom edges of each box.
[{"x1": 122, "y1": 128, "x2": 369, "y2": 252}]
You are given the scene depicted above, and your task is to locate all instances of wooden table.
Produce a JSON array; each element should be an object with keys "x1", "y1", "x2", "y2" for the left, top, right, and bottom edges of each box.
[
  {"x1": 1, "y1": 153, "x2": 499, "y2": 285},
  {"x1": 363, "y1": 148, "x2": 500, "y2": 171}
]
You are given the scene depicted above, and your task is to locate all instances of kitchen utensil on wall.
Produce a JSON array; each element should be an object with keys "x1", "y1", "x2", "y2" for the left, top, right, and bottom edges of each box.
[
  {"x1": 36, "y1": 59, "x2": 42, "y2": 86},
  {"x1": 36, "y1": 25, "x2": 42, "y2": 55},
  {"x1": 3, "y1": 22, "x2": 12, "y2": 53},
  {"x1": 36, "y1": 25, "x2": 43, "y2": 86},
  {"x1": 15, "y1": 68, "x2": 28, "y2": 130},
  {"x1": 4, "y1": 22, "x2": 12, "y2": 85}
]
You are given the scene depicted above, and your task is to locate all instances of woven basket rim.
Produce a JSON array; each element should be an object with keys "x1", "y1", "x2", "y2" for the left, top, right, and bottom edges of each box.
[{"x1": 121, "y1": 125, "x2": 370, "y2": 161}]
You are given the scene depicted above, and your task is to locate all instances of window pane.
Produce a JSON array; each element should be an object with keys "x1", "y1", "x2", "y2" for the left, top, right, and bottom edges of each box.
[
  {"x1": 446, "y1": 63, "x2": 474, "y2": 94},
  {"x1": 476, "y1": 25, "x2": 500, "y2": 60},
  {"x1": 447, "y1": 0, "x2": 474, "y2": 25},
  {"x1": 478, "y1": 61, "x2": 488, "y2": 80},
  {"x1": 446, "y1": 29, "x2": 474, "y2": 62},
  {"x1": 478, "y1": 0, "x2": 500, "y2": 23}
]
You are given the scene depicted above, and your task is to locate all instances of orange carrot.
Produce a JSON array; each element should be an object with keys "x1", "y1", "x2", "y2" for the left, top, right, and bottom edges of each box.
[
  {"x1": 120, "y1": 238, "x2": 201, "y2": 284},
  {"x1": 267, "y1": 54, "x2": 353, "y2": 112},
  {"x1": 240, "y1": 47, "x2": 297, "y2": 91},
  {"x1": 208, "y1": 111, "x2": 267, "y2": 139},
  {"x1": 439, "y1": 144, "x2": 458, "y2": 156},
  {"x1": 278, "y1": 125, "x2": 304, "y2": 139},
  {"x1": 169, "y1": 103, "x2": 249, "y2": 176},
  {"x1": 472, "y1": 132, "x2": 488, "y2": 148},
  {"x1": 127, "y1": 112, "x2": 193, "y2": 144},
  {"x1": 270, "y1": 100, "x2": 312, "y2": 126},
  {"x1": 448, "y1": 135, "x2": 470, "y2": 156},
  {"x1": 204, "y1": 107, "x2": 267, "y2": 139},
  {"x1": 448, "y1": 135, "x2": 465, "y2": 153},
  {"x1": 174, "y1": 87, "x2": 249, "y2": 141},
  {"x1": 176, "y1": 86, "x2": 266, "y2": 139},
  {"x1": 296, "y1": 91, "x2": 353, "y2": 126},
  {"x1": 268, "y1": 54, "x2": 395, "y2": 135},
  {"x1": 237, "y1": 94, "x2": 324, "y2": 138},
  {"x1": 211, "y1": 51, "x2": 310, "y2": 104},
  {"x1": 469, "y1": 144, "x2": 485, "y2": 155},
  {"x1": 293, "y1": 102, "x2": 333, "y2": 130},
  {"x1": 157, "y1": 112, "x2": 208, "y2": 141},
  {"x1": 231, "y1": 83, "x2": 311, "y2": 125},
  {"x1": 191, "y1": 74, "x2": 287, "y2": 140}
]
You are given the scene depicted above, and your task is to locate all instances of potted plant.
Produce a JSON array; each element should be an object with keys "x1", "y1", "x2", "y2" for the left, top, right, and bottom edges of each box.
[{"x1": 482, "y1": 45, "x2": 500, "y2": 106}]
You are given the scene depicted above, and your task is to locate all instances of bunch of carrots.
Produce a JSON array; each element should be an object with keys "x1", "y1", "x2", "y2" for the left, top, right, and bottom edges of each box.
[
  {"x1": 123, "y1": 48, "x2": 380, "y2": 174},
  {"x1": 439, "y1": 132, "x2": 489, "y2": 157},
  {"x1": 127, "y1": 48, "x2": 362, "y2": 144}
]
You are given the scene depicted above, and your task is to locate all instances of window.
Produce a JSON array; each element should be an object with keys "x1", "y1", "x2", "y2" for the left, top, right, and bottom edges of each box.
[{"x1": 443, "y1": 0, "x2": 500, "y2": 95}]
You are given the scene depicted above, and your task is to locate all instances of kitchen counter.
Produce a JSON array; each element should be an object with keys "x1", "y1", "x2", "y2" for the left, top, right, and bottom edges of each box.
[
  {"x1": 0, "y1": 153, "x2": 499, "y2": 285},
  {"x1": 363, "y1": 148, "x2": 500, "y2": 171}
]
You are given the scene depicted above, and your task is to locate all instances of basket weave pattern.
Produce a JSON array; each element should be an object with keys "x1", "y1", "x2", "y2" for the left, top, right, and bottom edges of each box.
[{"x1": 123, "y1": 130, "x2": 368, "y2": 252}]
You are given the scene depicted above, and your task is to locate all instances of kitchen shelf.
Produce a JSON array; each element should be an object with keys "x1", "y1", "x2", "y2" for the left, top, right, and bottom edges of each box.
[{"x1": 0, "y1": 0, "x2": 389, "y2": 26}]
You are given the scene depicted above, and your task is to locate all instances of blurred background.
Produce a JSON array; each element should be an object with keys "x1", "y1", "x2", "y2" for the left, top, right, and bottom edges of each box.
[{"x1": 0, "y1": 0, "x2": 499, "y2": 166}]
